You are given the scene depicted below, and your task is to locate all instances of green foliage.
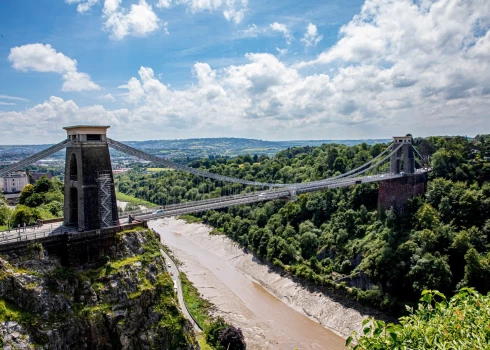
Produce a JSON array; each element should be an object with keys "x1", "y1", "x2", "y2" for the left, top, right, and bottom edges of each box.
[
  {"x1": 205, "y1": 317, "x2": 228, "y2": 350},
  {"x1": 114, "y1": 190, "x2": 158, "y2": 208},
  {"x1": 121, "y1": 136, "x2": 490, "y2": 312},
  {"x1": 180, "y1": 272, "x2": 212, "y2": 328},
  {"x1": 17, "y1": 176, "x2": 64, "y2": 218},
  {"x1": 464, "y1": 248, "x2": 490, "y2": 294},
  {"x1": 178, "y1": 214, "x2": 204, "y2": 224},
  {"x1": 0, "y1": 299, "x2": 34, "y2": 323},
  {"x1": 348, "y1": 288, "x2": 490, "y2": 349},
  {"x1": 0, "y1": 197, "x2": 12, "y2": 226},
  {"x1": 218, "y1": 326, "x2": 246, "y2": 350}
]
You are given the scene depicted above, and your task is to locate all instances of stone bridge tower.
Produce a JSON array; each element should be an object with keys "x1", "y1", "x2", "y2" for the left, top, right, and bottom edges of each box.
[
  {"x1": 63, "y1": 126, "x2": 118, "y2": 231},
  {"x1": 390, "y1": 136, "x2": 415, "y2": 174},
  {"x1": 378, "y1": 136, "x2": 426, "y2": 215}
]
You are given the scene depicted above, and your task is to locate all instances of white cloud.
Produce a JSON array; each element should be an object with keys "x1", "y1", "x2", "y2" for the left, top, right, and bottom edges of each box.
[
  {"x1": 0, "y1": 102, "x2": 16, "y2": 106},
  {"x1": 4, "y1": 0, "x2": 490, "y2": 141},
  {"x1": 77, "y1": 0, "x2": 98, "y2": 13},
  {"x1": 9, "y1": 43, "x2": 77, "y2": 73},
  {"x1": 0, "y1": 95, "x2": 29, "y2": 102},
  {"x1": 161, "y1": 0, "x2": 248, "y2": 23},
  {"x1": 8, "y1": 43, "x2": 100, "y2": 92},
  {"x1": 239, "y1": 23, "x2": 262, "y2": 38},
  {"x1": 301, "y1": 23, "x2": 323, "y2": 47},
  {"x1": 162, "y1": 21, "x2": 170, "y2": 35},
  {"x1": 67, "y1": 0, "x2": 247, "y2": 40},
  {"x1": 118, "y1": 77, "x2": 145, "y2": 104},
  {"x1": 98, "y1": 93, "x2": 116, "y2": 102},
  {"x1": 270, "y1": 22, "x2": 292, "y2": 44},
  {"x1": 65, "y1": 0, "x2": 98, "y2": 13},
  {"x1": 156, "y1": 0, "x2": 173, "y2": 8},
  {"x1": 103, "y1": 0, "x2": 160, "y2": 40},
  {"x1": 223, "y1": 8, "x2": 246, "y2": 24},
  {"x1": 276, "y1": 47, "x2": 288, "y2": 57},
  {"x1": 0, "y1": 96, "x2": 129, "y2": 143}
]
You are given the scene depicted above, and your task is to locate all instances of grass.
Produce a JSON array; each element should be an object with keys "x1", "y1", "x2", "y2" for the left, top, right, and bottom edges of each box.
[
  {"x1": 115, "y1": 191, "x2": 158, "y2": 208},
  {"x1": 178, "y1": 215, "x2": 203, "y2": 224},
  {"x1": 180, "y1": 272, "x2": 212, "y2": 329},
  {"x1": 210, "y1": 228, "x2": 224, "y2": 235},
  {"x1": 146, "y1": 167, "x2": 175, "y2": 172},
  {"x1": 197, "y1": 334, "x2": 215, "y2": 350},
  {"x1": 0, "y1": 299, "x2": 34, "y2": 323},
  {"x1": 110, "y1": 255, "x2": 141, "y2": 269}
]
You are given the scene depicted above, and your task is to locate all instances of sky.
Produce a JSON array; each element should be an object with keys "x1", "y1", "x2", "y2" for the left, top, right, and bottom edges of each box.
[{"x1": 0, "y1": 0, "x2": 489, "y2": 144}]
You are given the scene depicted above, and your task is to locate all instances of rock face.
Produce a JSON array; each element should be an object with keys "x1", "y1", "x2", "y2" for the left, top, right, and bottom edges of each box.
[{"x1": 0, "y1": 229, "x2": 198, "y2": 350}]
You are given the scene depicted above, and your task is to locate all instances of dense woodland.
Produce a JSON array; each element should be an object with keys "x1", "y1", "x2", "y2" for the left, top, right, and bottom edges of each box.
[{"x1": 117, "y1": 134, "x2": 490, "y2": 314}]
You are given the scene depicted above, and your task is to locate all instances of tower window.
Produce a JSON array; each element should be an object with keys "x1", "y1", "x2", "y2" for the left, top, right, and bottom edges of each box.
[{"x1": 87, "y1": 134, "x2": 102, "y2": 141}]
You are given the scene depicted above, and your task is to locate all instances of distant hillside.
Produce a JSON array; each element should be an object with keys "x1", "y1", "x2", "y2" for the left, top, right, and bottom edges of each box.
[
  {"x1": 123, "y1": 137, "x2": 391, "y2": 158},
  {"x1": 0, "y1": 137, "x2": 390, "y2": 162}
]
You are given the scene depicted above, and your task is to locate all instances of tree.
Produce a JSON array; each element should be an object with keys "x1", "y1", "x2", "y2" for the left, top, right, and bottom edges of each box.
[
  {"x1": 464, "y1": 248, "x2": 490, "y2": 294},
  {"x1": 431, "y1": 149, "x2": 464, "y2": 180},
  {"x1": 205, "y1": 317, "x2": 228, "y2": 348},
  {"x1": 414, "y1": 203, "x2": 440, "y2": 230},
  {"x1": 299, "y1": 232, "x2": 318, "y2": 260},
  {"x1": 0, "y1": 192, "x2": 6, "y2": 205},
  {"x1": 408, "y1": 253, "x2": 452, "y2": 294},
  {"x1": 19, "y1": 184, "x2": 35, "y2": 205},
  {"x1": 219, "y1": 326, "x2": 246, "y2": 350},
  {"x1": 12, "y1": 205, "x2": 38, "y2": 226},
  {"x1": 33, "y1": 175, "x2": 52, "y2": 193}
]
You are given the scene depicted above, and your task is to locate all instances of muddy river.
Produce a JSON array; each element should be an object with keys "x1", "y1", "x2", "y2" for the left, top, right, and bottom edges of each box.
[{"x1": 150, "y1": 218, "x2": 355, "y2": 350}]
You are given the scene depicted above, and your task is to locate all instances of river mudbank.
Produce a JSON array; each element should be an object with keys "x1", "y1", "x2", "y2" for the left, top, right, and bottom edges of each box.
[{"x1": 150, "y1": 217, "x2": 384, "y2": 349}]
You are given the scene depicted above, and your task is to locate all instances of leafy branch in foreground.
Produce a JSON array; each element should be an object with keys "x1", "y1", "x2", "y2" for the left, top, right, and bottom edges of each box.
[{"x1": 347, "y1": 288, "x2": 490, "y2": 349}]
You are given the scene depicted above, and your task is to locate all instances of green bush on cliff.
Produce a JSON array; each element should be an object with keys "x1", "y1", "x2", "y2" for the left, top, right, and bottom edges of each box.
[{"x1": 347, "y1": 288, "x2": 490, "y2": 349}]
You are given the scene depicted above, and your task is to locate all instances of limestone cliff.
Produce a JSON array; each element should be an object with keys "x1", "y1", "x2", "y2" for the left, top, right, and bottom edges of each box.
[{"x1": 0, "y1": 228, "x2": 198, "y2": 350}]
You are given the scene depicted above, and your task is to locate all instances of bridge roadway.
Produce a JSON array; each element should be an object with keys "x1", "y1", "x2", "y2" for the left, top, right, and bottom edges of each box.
[
  {"x1": 134, "y1": 172, "x2": 406, "y2": 221},
  {"x1": 0, "y1": 171, "x2": 427, "y2": 246}
]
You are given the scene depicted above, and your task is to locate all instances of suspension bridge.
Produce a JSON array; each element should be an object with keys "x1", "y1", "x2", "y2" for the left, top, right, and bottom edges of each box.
[{"x1": 0, "y1": 126, "x2": 429, "y2": 247}]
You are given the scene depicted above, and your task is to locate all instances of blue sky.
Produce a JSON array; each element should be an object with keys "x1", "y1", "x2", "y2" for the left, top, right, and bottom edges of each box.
[{"x1": 0, "y1": 0, "x2": 489, "y2": 144}]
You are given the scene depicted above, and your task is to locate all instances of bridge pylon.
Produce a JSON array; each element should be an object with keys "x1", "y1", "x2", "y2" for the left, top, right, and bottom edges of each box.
[
  {"x1": 390, "y1": 136, "x2": 415, "y2": 174},
  {"x1": 63, "y1": 126, "x2": 118, "y2": 231}
]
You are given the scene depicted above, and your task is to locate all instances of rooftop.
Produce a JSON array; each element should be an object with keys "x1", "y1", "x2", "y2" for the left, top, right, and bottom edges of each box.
[{"x1": 63, "y1": 125, "x2": 110, "y2": 136}]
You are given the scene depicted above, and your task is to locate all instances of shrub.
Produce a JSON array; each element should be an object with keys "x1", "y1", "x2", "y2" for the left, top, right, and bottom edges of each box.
[{"x1": 347, "y1": 288, "x2": 490, "y2": 349}]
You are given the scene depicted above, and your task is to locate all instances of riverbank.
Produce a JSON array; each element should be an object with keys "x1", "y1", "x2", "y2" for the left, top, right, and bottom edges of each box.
[{"x1": 150, "y1": 217, "x2": 382, "y2": 349}]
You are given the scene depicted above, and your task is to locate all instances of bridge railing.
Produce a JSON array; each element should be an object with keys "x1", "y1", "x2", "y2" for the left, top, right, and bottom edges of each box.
[{"x1": 0, "y1": 225, "x2": 79, "y2": 246}]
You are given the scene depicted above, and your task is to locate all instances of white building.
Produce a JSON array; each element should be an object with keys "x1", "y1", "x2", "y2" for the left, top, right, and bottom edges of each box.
[{"x1": 1, "y1": 172, "x2": 29, "y2": 193}]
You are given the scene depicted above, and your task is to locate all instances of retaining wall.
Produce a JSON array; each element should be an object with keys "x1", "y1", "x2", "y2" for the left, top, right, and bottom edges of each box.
[
  {"x1": 377, "y1": 173, "x2": 427, "y2": 215},
  {"x1": 0, "y1": 222, "x2": 147, "y2": 267}
]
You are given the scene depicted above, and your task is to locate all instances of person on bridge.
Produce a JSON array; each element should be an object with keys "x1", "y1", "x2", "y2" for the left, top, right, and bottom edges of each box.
[{"x1": 23, "y1": 222, "x2": 26, "y2": 232}]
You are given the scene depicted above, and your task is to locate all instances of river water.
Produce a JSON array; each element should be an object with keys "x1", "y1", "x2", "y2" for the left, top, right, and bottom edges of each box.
[{"x1": 150, "y1": 219, "x2": 347, "y2": 350}]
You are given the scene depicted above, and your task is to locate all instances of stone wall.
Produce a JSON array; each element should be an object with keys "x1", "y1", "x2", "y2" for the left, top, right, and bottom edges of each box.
[
  {"x1": 0, "y1": 222, "x2": 147, "y2": 267},
  {"x1": 377, "y1": 173, "x2": 427, "y2": 215}
]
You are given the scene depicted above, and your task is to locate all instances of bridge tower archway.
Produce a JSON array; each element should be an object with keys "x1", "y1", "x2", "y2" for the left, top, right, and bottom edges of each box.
[
  {"x1": 69, "y1": 153, "x2": 78, "y2": 181},
  {"x1": 63, "y1": 126, "x2": 118, "y2": 231},
  {"x1": 68, "y1": 187, "x2": 79, "y2": 225}
]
